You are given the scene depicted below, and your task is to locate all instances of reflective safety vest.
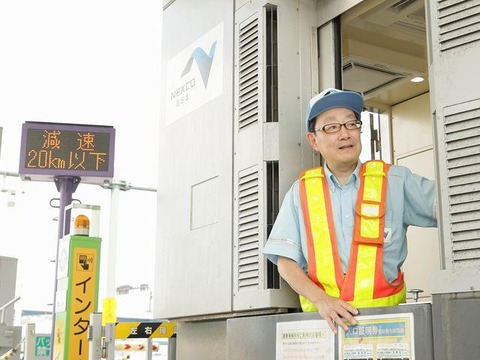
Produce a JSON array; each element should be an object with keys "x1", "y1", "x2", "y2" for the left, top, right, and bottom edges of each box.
[{"x1": 298, "y1": 160, "x2": 406, "y2": 311}]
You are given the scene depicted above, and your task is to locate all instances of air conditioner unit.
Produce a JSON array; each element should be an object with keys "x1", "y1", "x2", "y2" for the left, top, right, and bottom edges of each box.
[{"x1": 342, "y1": 55, "x2": 417, "y2": 99}]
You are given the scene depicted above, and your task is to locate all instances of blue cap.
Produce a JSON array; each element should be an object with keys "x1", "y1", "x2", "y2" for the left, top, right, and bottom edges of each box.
[{"x1": 306, "y1": 88, "x2": 364, "y2": 130}]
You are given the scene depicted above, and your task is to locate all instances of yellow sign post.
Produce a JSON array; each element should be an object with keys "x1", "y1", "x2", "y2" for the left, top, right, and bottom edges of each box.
[{"x1": 52, "y1": 235, "x2": 101, "y2": 360}]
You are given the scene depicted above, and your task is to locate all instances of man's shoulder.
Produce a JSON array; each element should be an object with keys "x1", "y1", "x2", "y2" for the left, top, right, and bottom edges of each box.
[
  {"x1": 288, "y1": 179, "x2": 301, "y2": 193},
  {"x1": 387, "y1": 164, "x2": 412, "y2": 178}
]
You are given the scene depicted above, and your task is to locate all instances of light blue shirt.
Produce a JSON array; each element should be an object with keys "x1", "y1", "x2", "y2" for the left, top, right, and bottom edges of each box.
[{"x1": 263, "y1": 162, "x2": 437, "y2": 282}]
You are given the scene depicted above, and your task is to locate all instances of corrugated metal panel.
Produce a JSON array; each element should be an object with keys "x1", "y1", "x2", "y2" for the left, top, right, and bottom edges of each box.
[
  {"x1": 438, "y1": 0, "x2": 480, "y2": 51},
  {"x1": 237, "y1": 167, "x2": 260, "y2": 290},
  {"x1": 238, "y1": 18, "x2": 259, "y2": 129},
  {"x1": 445, "y1": 105, "x2": 480, "y2": 267}
]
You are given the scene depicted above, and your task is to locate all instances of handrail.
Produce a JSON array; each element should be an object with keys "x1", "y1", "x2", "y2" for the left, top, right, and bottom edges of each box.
[{"x1": 0, "y1": 296, "x2": 20, "y2": 324}]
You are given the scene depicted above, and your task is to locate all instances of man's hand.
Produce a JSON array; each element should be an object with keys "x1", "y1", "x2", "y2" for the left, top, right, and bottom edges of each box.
[
  {"x1": 314, "y1": 293, "x2": 358, "y2": 333},
  {"x1": 277, "y1": 256, "x2": 358, "y2": 333}
]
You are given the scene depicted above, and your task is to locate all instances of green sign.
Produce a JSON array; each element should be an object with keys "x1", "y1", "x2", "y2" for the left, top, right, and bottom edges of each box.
[{"x1": 35, "y1": 335, "x2": 51, "y2": 357}]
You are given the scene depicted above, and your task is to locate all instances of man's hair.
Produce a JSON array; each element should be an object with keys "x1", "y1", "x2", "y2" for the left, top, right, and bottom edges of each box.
[{"x1": 308, "y1": 119, "x2": 316, "y2": 133}]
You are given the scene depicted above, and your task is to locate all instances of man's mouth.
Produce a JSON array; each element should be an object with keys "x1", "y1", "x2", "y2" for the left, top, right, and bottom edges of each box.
[{"x1": 338, "y1": 144, "x2": 353, "y2": 150}]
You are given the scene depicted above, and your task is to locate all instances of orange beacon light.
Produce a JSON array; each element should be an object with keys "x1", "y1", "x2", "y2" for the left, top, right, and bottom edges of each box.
[{"x1": 73, "y1": 214, "x2": 90, "y2": 236}]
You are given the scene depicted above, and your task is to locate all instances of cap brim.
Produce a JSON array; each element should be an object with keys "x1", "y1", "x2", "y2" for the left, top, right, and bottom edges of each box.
[{"x1": 307, "y1": 91, "x2": 363, "y2": 124}]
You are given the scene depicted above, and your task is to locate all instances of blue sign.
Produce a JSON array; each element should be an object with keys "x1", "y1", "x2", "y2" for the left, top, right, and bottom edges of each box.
[{"x1": 345, "y1": 321, "x2": 406, "y2": 338}]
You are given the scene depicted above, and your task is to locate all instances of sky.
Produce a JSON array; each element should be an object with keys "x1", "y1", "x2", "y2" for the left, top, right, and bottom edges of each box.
[{"x1": 0, "y1": 1, "x2": 163, "y2": 319}]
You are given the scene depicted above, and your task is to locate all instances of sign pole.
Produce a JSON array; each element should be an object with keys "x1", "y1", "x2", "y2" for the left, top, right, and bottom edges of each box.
[
  {"x1": 50, "y1": 175, "x2": 80, "y2": 360},
  {"x1": 88, "y1": 312, "x2": 102, "y2": 360},
  {"x1": 106, "y1": 183, "x2": 120, "y2": 298},
  {"x1": 55, "y1": 176, "x2": 80, "y2": 239},
  {"x1": 18, "y1": 122, "x2": 115, "y2": 360}
]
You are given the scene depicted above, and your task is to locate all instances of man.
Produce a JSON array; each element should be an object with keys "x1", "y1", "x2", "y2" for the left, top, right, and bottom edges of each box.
[{"x1": 263, "y1": 88, "x2": 437, "y2": 333}]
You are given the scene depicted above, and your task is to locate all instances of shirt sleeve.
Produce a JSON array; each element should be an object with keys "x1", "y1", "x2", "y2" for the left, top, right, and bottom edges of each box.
[
  {"x1": 263, "y1": 182, "x2": 307, "y2": 269},
  {"x1": 400, "y1": 166, "x2": 438, "y2": 227}
]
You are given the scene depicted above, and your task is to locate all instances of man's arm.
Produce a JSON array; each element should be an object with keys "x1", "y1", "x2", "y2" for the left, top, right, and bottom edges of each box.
[{"x1": 277, "y1": 256, "x2": 358, "y2": 333}]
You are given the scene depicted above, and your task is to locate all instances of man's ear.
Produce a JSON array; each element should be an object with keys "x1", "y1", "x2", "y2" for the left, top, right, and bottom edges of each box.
[{"x1": 306, "y1": 132, "x2": 320, "y2": 152}]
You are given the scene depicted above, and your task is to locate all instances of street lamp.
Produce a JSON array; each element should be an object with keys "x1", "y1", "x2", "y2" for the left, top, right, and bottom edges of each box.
[
  {"x1": 116, "y1": 285, "x2": 134, "y2": 295},
  {"x1": 116, "y1": 284, "x2": 152, "y2": 312}
]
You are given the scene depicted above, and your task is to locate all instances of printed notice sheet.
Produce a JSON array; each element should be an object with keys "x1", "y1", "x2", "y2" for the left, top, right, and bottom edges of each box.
[
  {"x1": 276, "y1": 320, "x2": 334, "y2": 360},
  {"x1": 338, "y1": 313, "x2": 415, "y2": 360}
]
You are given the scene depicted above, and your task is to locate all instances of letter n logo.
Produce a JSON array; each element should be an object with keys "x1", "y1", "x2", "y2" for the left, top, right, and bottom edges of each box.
[{"x1": 181, "y1": 41, "x2": 217, "y2": 87}]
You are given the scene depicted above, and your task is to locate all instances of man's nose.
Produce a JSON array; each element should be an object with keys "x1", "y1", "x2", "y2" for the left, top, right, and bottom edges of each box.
[{"x1": 337, "y1": 125, "x2": 350, "y2": 138}]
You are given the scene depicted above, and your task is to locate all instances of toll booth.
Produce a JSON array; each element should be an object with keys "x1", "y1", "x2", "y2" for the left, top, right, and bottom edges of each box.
[
  {"x1": 156, "y1": 0, "x2": 480, "y2": 358},
  {"x1": 227, "y1": 304, "x2": 433, "y2": 359}
]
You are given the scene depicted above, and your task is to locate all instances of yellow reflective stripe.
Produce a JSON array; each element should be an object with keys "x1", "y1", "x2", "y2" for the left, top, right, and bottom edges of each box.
[
  {"x1": 354, "y1": 244, "x2": 377, "y2": 301},
  {"x1": 360, "y1": 217, "x2": 380, "y2": 238},
  {"x1": 360, "y1": 161, "x2": 384, "y2": 239},
  {"x1": 304, "y1": 170, "x2": 340, "y2": 298},
  {"x1": 301, "y1": 169, "x2": 323, "y2": 180},
  {"x1": 299, "y1": 295, "x2": 317, "y2": 312},
  {"x1": 304, "y1": 284, "x2": 406, "y2": 311},
  {"x1": 350, "y1": 285, "x2": 406, "y2": 308},
  {"x1": 360, "y1": 203, "x2": 380, "y2": 238},
  {"x1": 363, "y1": 161, "x2": 384, "y2": 202}
]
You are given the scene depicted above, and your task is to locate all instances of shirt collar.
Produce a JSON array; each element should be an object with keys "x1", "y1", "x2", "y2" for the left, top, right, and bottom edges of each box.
[{"x1": 324, "y1": 161, "x2": 361, "y2": 191}]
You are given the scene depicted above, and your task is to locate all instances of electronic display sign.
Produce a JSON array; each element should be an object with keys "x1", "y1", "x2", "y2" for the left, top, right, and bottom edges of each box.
[{"x1": 19, "y1": 122, "x2": 115, "y2": 184}]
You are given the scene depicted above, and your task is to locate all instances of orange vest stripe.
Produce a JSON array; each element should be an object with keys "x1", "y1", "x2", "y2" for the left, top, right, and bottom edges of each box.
[
  {"x1": 299, "y1": 161, "x2": 406, "y2": 311},
  {"x1": 341, "y1": 245, "x2": 356, "y2": 301},
  {"x1": 373, "y1": 245, "x2": 405, "y2": 298}
]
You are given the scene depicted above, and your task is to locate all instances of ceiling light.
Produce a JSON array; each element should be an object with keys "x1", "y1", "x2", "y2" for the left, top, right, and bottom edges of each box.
[{"x1": 411, "y1": 76, "x2": 424, "y2": 83}]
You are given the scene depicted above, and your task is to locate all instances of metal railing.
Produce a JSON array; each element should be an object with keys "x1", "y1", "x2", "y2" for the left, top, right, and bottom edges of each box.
[{"x1": 0, "y1": 297, "x2": 20, "y2": 325}]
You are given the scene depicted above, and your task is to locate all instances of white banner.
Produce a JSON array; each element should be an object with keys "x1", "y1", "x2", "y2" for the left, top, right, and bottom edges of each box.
[{"x1": 276, "y1": 320, "x2": 334, "y2": 360}]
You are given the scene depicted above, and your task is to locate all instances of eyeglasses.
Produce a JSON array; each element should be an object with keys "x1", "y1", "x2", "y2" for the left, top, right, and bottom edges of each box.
[{"x1": 314, "y1": 119, "x2": 362, "y2": 134}]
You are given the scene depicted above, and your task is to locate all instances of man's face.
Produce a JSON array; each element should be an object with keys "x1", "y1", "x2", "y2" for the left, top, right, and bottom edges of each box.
[{"x1": 306, "y1": 107, "x2": 362, "y2": 168}]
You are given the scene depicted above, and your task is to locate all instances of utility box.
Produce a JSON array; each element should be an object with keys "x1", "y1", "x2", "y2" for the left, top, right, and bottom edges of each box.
[
  {"x1": 425, "y1": 2, "x2": 480, "y2": 358},
  {"x1": 155, "y1": 0, "x2": 318, "y2": 320},
  {"x1": 0, "y1": 256, "x2": 17, "y2": 326},
  {"x1": 155, "y1": 0, "x2": 236, "y2": 320}
]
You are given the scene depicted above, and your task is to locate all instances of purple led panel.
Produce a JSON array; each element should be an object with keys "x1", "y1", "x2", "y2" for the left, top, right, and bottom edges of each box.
[{"x1": 19, "y1": 122, "x2": 115, "y2": 184}]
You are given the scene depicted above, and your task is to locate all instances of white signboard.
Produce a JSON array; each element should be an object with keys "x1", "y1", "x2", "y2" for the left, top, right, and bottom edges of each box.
[
  {"x1": 165, "y1": 22, "x2": 224, "y2": 124},
  {"x1": 276, "y1": 320, "x2": 334, "y2": 360}
]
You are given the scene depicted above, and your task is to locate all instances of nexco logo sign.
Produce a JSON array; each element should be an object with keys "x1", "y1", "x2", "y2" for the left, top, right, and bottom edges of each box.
[
  {"x1": 166, "y1": 23, "x2": 224, "y2": 124},
  {"x1": 170, "y1": 41, "x2": 217, "y2": 100}
]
